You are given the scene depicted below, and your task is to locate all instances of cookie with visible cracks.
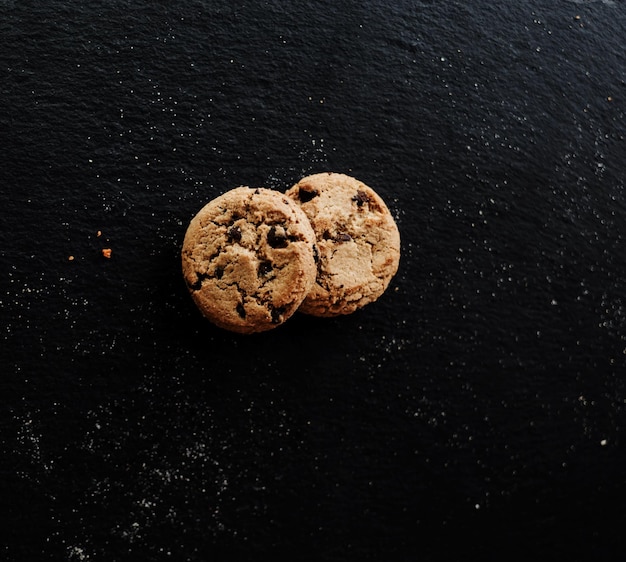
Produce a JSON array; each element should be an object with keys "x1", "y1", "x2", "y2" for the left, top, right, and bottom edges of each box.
[
  {"x1": 286, "y1": 172, "x2": 400, "y2": 317},
  {"x1": 182, "y1": 187, "x2": 317, "y2": 333}
]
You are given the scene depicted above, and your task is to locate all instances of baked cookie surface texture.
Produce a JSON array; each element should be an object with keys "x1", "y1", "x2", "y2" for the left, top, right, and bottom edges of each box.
[
  {"x1": 182, "y1": 187, "x2": 317, "y2": 333},
  {"x1": 286, "y1": 172, "x2": 401, "y2": 317}
]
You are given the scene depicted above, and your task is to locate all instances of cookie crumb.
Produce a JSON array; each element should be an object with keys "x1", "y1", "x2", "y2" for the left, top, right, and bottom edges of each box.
[
  {"x1": 68, "y1": 255, "x2": 75, "y2": 261},
  {"x1": 102, "y1": 248, "x2": 112, "y2": 259},
  {"x1": 97, "y1": 230, "x2": 102, "y2": 237}
]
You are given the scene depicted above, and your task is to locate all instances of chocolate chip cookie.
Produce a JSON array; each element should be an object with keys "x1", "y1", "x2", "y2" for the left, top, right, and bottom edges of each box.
[
  {"x1": 182, "y1": 187, "x2": 318, "y2": 333},
  {"x1": 285, "y1": 172, "x2": 400, "y2": 317}
]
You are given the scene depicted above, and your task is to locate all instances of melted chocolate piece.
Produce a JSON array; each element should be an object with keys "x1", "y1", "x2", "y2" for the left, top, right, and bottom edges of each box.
[
  {"x1": 268, "y1": 225, "x2": 288, "y2": 248},
  {"x1": 298, "y1": 186, "x2": 319, "y2": 203},
  {"x1": 227, "y1": 225, "x2": 242, "y2": 242},
  {"x1": 236, "y1": 302, "x2": 246, "y2": 318},
  {"x1": 258, "y1": 260, "x2": 273, "y2": 277},
  {"x1": 335, "y1": 233, "x2": 352, "y2": 243},
  {"x1": 352, "y1": 190, "x2": 371, "y2": 207},
  {"x1": 270, "y1": 306, "x2": 286, "y2": 324},
  {"x1": 189, "y1": 271, "x2": 209, "y2": 291},
  {"x1": 323, "y1": 231, "x2": 351, "y2": 243}
]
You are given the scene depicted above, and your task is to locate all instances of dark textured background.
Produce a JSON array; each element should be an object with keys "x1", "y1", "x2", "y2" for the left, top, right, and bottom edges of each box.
[{"x1": 1, "y1": 1, "x2": 626, "y2": 560}]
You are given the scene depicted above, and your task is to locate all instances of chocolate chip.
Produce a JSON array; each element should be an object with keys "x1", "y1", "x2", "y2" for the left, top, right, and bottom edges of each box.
[
  {"x1": 188, "y1": 272, "x2": 209, "y2": 291},
  {"x1": 352, "y1": 190, "x2": 370, "y2": 207},
  {"x1": 270, "y1": 306, "x2": 286, "y2": 324},
  {"x1": 236, "y1": 302, "x2": 246, "y2": 318},
  {"x1": 298, "y1": 186, "x2": 319, "y2": 203},
  {"x1": 258, "y1": 260, "x2": 273, "y2": 277},
  {"x1": 227, "y1": 225, "x2": 242, "y2": 242},
  {"x1": 268, "y1": 225, "x2": 288, "y2": 248},
  {"x1": 323, "y1": 231, "x2": 351, "y2": 243},
  {"x1": 335, "y1": 233, "x2": 352, "y2": 243}
]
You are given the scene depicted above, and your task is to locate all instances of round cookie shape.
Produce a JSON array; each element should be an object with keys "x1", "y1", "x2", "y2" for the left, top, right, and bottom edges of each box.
[
  {"x1": 285, "y1": 172, "x2": 400, "y2": 317},
  {"x1": 182, "y1": 187, "x2": 318, "y2": 333}
]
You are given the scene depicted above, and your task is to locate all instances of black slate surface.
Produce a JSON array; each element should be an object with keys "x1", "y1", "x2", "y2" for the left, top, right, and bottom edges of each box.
[{"x1": 2, "y1": 1, "x2": 626, "y2": 560}]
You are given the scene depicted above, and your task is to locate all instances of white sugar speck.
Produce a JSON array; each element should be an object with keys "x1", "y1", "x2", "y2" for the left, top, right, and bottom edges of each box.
[{"x1": 67, "y1": 545, "x2": 91, "y2": 560}]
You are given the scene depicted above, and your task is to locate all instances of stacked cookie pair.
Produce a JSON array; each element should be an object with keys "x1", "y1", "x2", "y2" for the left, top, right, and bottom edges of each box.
[{"x1": 181, "y1": 172, "x2": 401, "y2": 334}]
